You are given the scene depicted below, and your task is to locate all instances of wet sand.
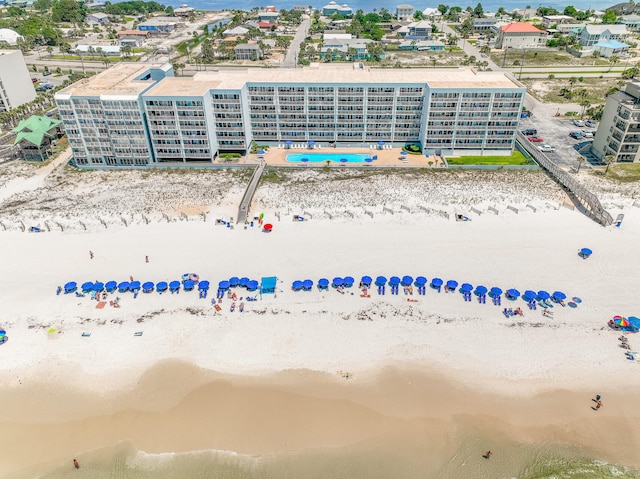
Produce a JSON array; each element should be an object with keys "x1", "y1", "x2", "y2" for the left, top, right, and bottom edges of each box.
[{"x1": 2, "y1": 361, "x2": 639, "y2": 478}]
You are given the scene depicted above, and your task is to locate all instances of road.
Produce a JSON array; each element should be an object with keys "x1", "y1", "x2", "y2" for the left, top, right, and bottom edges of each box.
[{"x1": 281, "y1": 17, "x2": 310, "y2": 68}]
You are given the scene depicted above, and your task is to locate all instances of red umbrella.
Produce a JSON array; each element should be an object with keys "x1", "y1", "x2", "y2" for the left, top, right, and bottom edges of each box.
[{"x1": 263, "y1": 223, "x2": 273, "y2": 232}]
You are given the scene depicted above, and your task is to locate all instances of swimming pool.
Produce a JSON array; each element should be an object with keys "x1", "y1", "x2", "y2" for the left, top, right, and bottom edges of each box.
[{"x1": 286, "y1": 153, "x2": 372, "y2": 163}]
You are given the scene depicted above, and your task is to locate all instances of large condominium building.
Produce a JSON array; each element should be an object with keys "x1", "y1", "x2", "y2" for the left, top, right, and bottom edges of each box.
[
  {"x1": 55, "y1": 62, "x2": 526, "y2": 167},
  {"x1": 0, "y1": 50, "x2": 36, "y2": 113},
  {"x1": 592, "y1": 80, "x2": 640, "y2": 163}
]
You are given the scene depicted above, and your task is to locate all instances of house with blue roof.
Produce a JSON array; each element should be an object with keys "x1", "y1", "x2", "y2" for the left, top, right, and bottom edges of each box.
[{"x1": 594, "y1": 39, "x2": 629, "y2": 58}]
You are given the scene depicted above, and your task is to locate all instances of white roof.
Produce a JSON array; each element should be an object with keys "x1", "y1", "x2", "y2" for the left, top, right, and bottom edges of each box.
[
  {"x1": 396, "y1": 4, "x2": 413, "y2": 9},
  {"x1": 422, "y1": 7, "x2": 442, "y2": 16},
  {"x1": 225, "y1": 26, "x2": 249, "y2": 35},
  {"x1": 0, "y1": 28, "x2": 23, "y2": 45},
  {"x1": 584, "y1": 24, "x2": 628, "y2": 35}
]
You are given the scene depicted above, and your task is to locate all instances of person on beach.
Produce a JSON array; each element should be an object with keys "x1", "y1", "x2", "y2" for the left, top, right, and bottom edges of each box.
[
  {"x1": 484, "y1": 451, "x2": 492, "y2": 459},
  {"x1": 89, "y1": 251, "x2": 94, "y2": 259},
  {"x1": 145, "y1": 255, "x2": 149, "y2": 263},
  {"x1": 73, "y1": 459, "x2": 79, "y2": 469}
]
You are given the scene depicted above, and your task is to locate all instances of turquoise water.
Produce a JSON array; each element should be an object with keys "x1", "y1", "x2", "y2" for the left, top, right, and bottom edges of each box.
[
  {"x1": 286, "y1": 153, "x2": 371, "y2": 163},
  {"x1": 30, "y1": 440, "x2": 640, "y2": 479}
]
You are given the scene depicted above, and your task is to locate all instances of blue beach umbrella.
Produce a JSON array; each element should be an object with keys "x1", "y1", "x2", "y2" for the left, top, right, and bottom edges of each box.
[
  {"x1": 431, "y1": 277, "x2": 443, "y2": 288},
  {"x1": 218, "y1": 280, "x2": 230, "y2": 290},
  {"x1": 506, "y1": 288, "x2": 520, "y2": 299},
  {"x1": 257, "y1": 149, "x2": 265, "y2": 155},
  {"x1": 446, "y1": 280, "x2": 458, "y2": 290},
  {"x1": 183, "y1": 280, "x2": 195, "y2": 291},
  {"x1": 142, "y1": 281, "x2": 154, "y2": 292},
  {"x1": 129, "y1": 281, "x2": 141, "y2": 291},
  {"x1": 92, "y1": 282, "x2": 104, "y2": 292},
  {"x1": 81, "y1": 281, "x2": 94, "y2": 293},
  {"x1": 117, "y1": 281, "x2": 130, "y2": 292},
  {"x1": 239, "y1": 277, "x2": 250, "y2": 288},
  {"x1": 415, "y1": 276, "x2": 428, "y2": 287},
  {"x1": 157, "y1": 281, "x2": 168, "y2": 292},
  {"x1": 553, "y1": 291, "x2": 566, "y2": 301},
  {"x1": 301, "y1": 158, "x2": 309, "y2": 162},
  {"x1": 460, "y1": 283, "x2": 473, "y2": 293},
  {"x1": 308, "y1": 140, "x2": 315, "y2": 147},
  {"x1": 400, "y1": 151, "x2": 408, "y2": 156},
  {"x1": 581, "y1": 248, "x2": 592, "y2": 256},
  {"x1": 378, "y1": 140, "x2": 385, "y2": 146},
  {"x1": 292, "y1": 280, "x2": 304, "y2": 291},
  {"x1": 340, "y1": 158, "x2": 348, "y2": 163},
  {"x1": 365, "y1": 158, "x2": 373, "y2": 163},
  {"x1": 247, "y1": 280, "x2": 259, "y2": 291},
  {"x1": 318, "y1": 278, "x2": 329, "y2": 289},
  {"x1": 389, "y1": 276, "x2": 401, "y2": 286},
  {"x1": 198, "y1": 280, "x2": 210, "y2": 290},
  {"x1": 402, "y1": 275, "x2": 414, "y2": 286},
  {"x1": 475, "y1": 285, "x2": 488, "y2": 295},
  {"x1": 537, "y1": 290, "x2": 551, "y2": 300},
  {"x1": 64, "y1": 281, "x2": 77, "y2": 293},
  {"x1": 105, "y1": 281, "x2": 117, "y2": 292},
  {"x1": 522, "y1": 290, "x2": 537, "y2": 301},
  {"x1": 169, "y1": 280, "x2": 180, "y2": 291},
  {"x1": 490, "y1": 287, "x2": 503, "y2": 297},
  {"x1": 285, "y1": 140, "x2": 292, "y2": 146},
  {"x1": 361, "y1": 276, "x2": 373, "y2": 286},
  {"x1": 229, "y1": 277, "x2": 240, "y2": 287},
  {"x1": 332, "y1": 277, "x2": 344, "y2": 287},
  {"x1": 343, "y1": 276, "x2": 355, "y2": 287},
  {"x1": 302, "y1": 279, "x2": 313, "y2": 290},
  {"x1": 375, "y1": 276, "x2": 387, "y2": 286}
]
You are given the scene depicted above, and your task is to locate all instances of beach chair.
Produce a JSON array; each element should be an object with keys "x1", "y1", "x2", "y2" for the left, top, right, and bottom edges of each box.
[
  {"x1": 81, "y1": 332, "x2": 91, "y2": 337},
  {"x1": 134, "y1": 331, "x2": 143, "y2": 336}
]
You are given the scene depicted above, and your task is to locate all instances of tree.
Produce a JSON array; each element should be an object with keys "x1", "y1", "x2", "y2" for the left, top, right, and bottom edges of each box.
[
  {"x1": 413, "y1": 10, "x2": 424, "y2": 20},
  {"x1": 59, "y1": 42, "x2": 71, "y2": 58},
  {"x1": 473, "y1": 2, "x2": 484, "y2": 17},
  {"x1": 51, "y1": 0, "x2": 87, "y2": 23},
  {"x1": 431, "y1": 56, "x2": 437, "y2": 68},
  {"x1": 576, "y1": 155, "x2": 586, "y2": 173},
  {"x1": 604, "y1": 155, "x2": 615, "y2": 174},
  {"x1": 120, "y1": 45, "x2": 133, "y2": 57},
  {"x1": 564, "y1": 5, "x2": 577, "y2": 16},
  {"x1": 33, "y1": 0, "x2": 52, "y2": 11},
  {"x1": 608, "y1": 55, "x2": 620, "y2": 72},
  {"x1": 171, "y1": 61, "x2": 185, "y2": 76},
  {"x1": 165, "y1": 5, "x2": 173, "y2": 14},
  {"x1": 437, "y1": 4, "x2": 448, "y2": 14},
  {"x1": 200, "y1": 40, "x2": 215, "y2": 62},
  {"x1": 46, "y1": 46, "x2": 53, "y2": 57},
  {"x1": 602, "y1": 10, "x2": 617, "y2": 24}
]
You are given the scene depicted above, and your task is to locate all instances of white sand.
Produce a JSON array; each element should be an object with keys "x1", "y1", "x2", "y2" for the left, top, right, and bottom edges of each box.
[{"x1": 0, "y1": 164, "x2": 638, "y2": 397}]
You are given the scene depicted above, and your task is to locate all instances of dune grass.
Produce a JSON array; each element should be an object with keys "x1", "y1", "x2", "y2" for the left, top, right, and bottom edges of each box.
[{"x1": 447, "y1": 150, "x2": 532, "y2": 165}]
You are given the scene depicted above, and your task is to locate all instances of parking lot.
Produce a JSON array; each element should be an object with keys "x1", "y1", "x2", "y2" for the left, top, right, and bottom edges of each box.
[{"x1": 518, "y1": 114, "x2": 601, "y2": 170}]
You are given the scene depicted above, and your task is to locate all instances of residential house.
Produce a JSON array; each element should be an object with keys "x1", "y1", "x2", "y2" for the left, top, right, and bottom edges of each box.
[
  {"x1": 257, "y1": 21, "x2": 278, "y2": 32},
  {"x1": 12, "y1": 115, "x2": 62, "y2": 161},
  {"x1": 323, "y1": 30, "x2": 352, "y2": 40},
  {"x1": 117, "y1": 30, "x2": 150, "y2": 47},
  {"x1": 594, "y1": 39, "x2": 629, "y2": 58},
  {"x1": 234, "y1": 43, "x2": 263, "y2": 60},
  {"x1": 138, "y1": 20, "x2": 177, "y2": 34},
  {"x1": 554, "y1": 23, "x2": 585, "y2": 34},
  {"x1": 75, "y1": 44, "x2": 122, "y2": 55},
  {"x1": 579, "y1": 24, "x2": 628, "y2": 47},
  {"x1": 495, "y1": 22, "x2": 547, "y2": 49},
  {"x1": 399, "y1": 20, "x2": 432, "y2": 39},
  {"x1": 322, "y1": 1, "x2": 352, "y2": 16},
  {"x1": 174, "y1": 5, "x2": 195, "y2": 16},
  {"x1": 421, "y1": 7, "x2": 442, "y2": 19},
  {"x1": 618, "y1": 14, "x2": 640, "y2": 31},
  {"x1": 396, "y1": 4, "x2": 414, "y2": 21},
  {"x1": 320, "y1": 38, "x2": 376, "y2": 59},
  {"x1": 223, "y1": 26, "x2": 249, "y2": 37},
  {"x1": 472, "y1": 18, "x2": 498, "y2": 32},
  {"x1": 512, "y1": 8, "x2": 537, "y2": 20},
  {"x1": 258, "y1": 11, "x2": 279, "y2": 23},
  {"x1": 86, "y1": 12, "x2": 110, "y2": 24},
  {"x1": 398, "y1": 39, "x2": 444, "y2": 50},
  {"x1": 294, "y1": 5, "x2": 310, "y2": 12},
  {"x1": 541, "y1": 15, "x2": 575, "y2": 27}
]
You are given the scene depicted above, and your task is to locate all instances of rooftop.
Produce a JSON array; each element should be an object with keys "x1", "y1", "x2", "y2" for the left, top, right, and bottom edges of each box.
[
  {"x1": 56, "y1": 62, "x2": 166, "y2": 98},
  {"x1": 144, "y1": 76, "x2": 220, "y2": 97},
  {"x1": 501, "y1": 22, "x2": 545, "y2": 33}
]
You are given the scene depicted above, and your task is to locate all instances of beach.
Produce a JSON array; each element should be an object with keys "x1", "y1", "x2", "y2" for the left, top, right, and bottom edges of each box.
[{"x1": 0, "y1": 165, "x2": 639, "y2": 478}]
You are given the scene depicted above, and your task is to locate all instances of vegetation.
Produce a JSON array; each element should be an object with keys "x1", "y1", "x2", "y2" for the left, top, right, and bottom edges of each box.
[
  {"x1": 103, "y1": 1, "x2": 166, "y2": 15},
  {"x1": 446, "y1": 151, "x2": 532, "y2": 165},
  {"x1": 604, "y1": 163, "x2": 640, "y2": 182},
  {"x1": 260, "y1": 168, "x2": 289, "y2": 184}
]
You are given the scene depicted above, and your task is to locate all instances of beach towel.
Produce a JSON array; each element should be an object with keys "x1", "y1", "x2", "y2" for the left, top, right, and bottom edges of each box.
[
  {"x1": 214, "y1": 304, "x2": 222, "y2": 312},
  {"x1": 96, "y1": 301, "x2": 106, "y2": 309}
]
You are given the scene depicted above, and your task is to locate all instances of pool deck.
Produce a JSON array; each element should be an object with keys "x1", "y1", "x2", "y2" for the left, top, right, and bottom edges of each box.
[{"x1": 247, "y1": 145, "x2": 442, "y2": 168}]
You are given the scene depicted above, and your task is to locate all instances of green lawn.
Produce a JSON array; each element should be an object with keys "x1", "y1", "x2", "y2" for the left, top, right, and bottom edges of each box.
[
  {"x1": 447, "y1": 150, "x2": 532, "y2": 165},
  {"x1": 605, "y1": 163, "x2": 640, "y2": 182}
]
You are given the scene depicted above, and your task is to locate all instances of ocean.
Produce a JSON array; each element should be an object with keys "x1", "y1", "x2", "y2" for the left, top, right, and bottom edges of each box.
[
  {"x1": 30, "y1": 439, "x2": 640, "y2": 479},
  {"x1": 116, "y1": 0, "x2": 616, "y2": 15}
]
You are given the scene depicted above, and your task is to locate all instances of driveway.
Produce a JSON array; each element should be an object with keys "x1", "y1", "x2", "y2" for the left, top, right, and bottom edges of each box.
[{"x1": 282, "y1": 17, "x2": 310, "y2": 68}]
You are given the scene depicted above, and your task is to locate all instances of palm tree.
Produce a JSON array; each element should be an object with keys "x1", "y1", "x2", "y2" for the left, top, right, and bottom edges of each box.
[
  {"x1": 576, "y1": 155, "x2": 586, "y2": 173},
  {"x1": 431, "y1": 56, "x2": 437, "y2": 68},
  {"x1": 608, "y1": 55, "x2": 620, "y2": 72},
  {"x1": 46, "y1": 46, "x2": 53, "y2": 57},
  {"x1": 604, "y1": 154, "x2": 615, "y2": 174}
]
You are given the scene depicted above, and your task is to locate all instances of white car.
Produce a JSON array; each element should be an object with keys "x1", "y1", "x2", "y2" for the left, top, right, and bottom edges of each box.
[
  {"x1": 582, "y1": 131, "x2": 593, "y2": 138},
  {"x1": 538, "y1": 144, "x2": 556, "y2": 152},
  {"x1": 573, "y1": 119, "x2": 585, "y2": 127}
]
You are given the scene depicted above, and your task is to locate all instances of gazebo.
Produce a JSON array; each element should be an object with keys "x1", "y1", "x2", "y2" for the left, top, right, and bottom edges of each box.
[{"x1": 12, "y1": 115, "x2": 62, "y2": 161}]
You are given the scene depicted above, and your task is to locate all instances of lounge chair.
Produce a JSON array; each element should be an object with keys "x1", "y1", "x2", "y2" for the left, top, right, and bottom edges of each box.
[{"x1": 134, "y1": 331, "x2": 143, "y2": 336}]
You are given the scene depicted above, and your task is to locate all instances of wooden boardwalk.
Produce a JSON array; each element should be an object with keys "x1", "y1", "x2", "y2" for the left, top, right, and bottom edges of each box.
[{"x1": 236, "y1": 161, "x2": 265, "y2": 224}]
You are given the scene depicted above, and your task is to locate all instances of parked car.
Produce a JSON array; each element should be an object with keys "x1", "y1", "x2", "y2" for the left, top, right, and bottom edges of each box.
[
  {"x1": 582, "y1": 131, "x2": 594, "y2": 138},
  {"x1": 521, "y1": 128, "x2": 537, "y2": 136},
  {"x1": 31, "y1": 77, "x2": 38, "y2": 83},
  {"x1": 569, "y1": 131, "x2": 583, "y2": 139},
  {"x1": 41, "y1": 83, "x2": 53, "y2": 90},
  {"x1": 528, "y1": 136, "x2": 544, "y2": 142},
  {"x1": 42, "y1": 70, "x2": 51, "y2": 76},
  {"x1": 573, "y1": 119, "x2": 585, "y2": 127},
  {"x1": 35, "y1": 86, "x2": 47, "y2": 92},
  {"x1": 585, "y1": 120, "x2": 596, "y2": 128},
  {"x1": 538, "y1": 144, "x2": 556, "y2": 152}
]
